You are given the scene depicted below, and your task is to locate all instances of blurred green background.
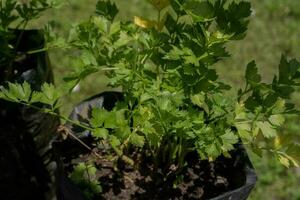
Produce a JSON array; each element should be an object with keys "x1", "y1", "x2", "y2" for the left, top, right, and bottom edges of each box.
[{"x1": 30, "y1": 0, "x2": 300, "y2": 199}]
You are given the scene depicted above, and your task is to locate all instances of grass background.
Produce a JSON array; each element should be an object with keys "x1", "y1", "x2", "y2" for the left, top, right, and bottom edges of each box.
[{"x1": 30, "y1": 0, "x2": 300, "y2": 199}]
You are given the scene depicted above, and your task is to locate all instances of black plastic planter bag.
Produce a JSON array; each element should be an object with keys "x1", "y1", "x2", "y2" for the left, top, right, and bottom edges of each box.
[
  {"x1": 0, "y1": 30, "x2": 59, "y2": 200},
  {"x1": 55, "y1": 92, "x2": 257, "y2": 200}
]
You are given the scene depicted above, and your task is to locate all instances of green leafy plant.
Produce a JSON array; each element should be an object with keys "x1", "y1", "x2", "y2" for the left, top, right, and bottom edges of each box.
[
  {"x1": 1, "y1": 0, "x2": 300, "y2": 193},
  {"x1": 0, "y1": 0, "x2": 60, "y2": 80},
  {"x1": 70, "y1": 162, "x2": 102, "y2": 200}
]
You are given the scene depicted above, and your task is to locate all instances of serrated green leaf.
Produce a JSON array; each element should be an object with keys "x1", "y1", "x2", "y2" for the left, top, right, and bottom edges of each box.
[
  {"x1": 272, "y1": 99, "x2": 286, "y2": 114},
  {"x1": 113, "y1": 32, "x2": 132, "y2": 49},
  {"x1": 278, "y1": 155, "x2": 290, "y2": 168},
  {"x1": 130, "y1": 133, "x2": 145, "y2": 147},
  {"x1": 235, "y1": 121, "x2": 252, "y2": 141},
  {"x1": 156, "y1": 96, "x2": 171, "y2": 111},
  {"x1": 30, "y1": 91, "x2": 43, "y2": 103},
  {"x1": 220, "y1": 129, "x2": 238, "y2": 151},
  {"x1": 90, "y1": 108, "x2": 108, "y2": 127},
  {"x1": 40, "y1": 83, "x2": 60, "y2": 108},
  {"x1": 81, "y1": 50, "x2": 98, "y2": 66},
  {"x1": 205, "y1": 143, "x2": 220, "y2": 159},
  {"x1": 285, "y1": 144, "x2": 300, "y2": 167},
  {"x1": 115, "y1": 109, "x2": 126, "y2": 124},
  {"x1": 7, "y1": 82, "x2": 32, "y2": 102},
  {"x1": 191, "y1": 93, "x2": 209, "y2": 113},
  {"x1": 21, "y1": 82, "x2": 32, "y2": 101},
  {"x1": 278, "y1": 55, "x2": 291, "y2": 85},
  {"x1": 109, "y1": 135, "x2": 121, "y2": 147},
  {"x1": 109, "y1": 21, "x2": 120, "y2": 35},
  {"x1": 264, "y1": 93, "x2": 278, "y2": 107},
  {"x1": 104, "y1": 112, "x2": 117, "y2": 128},
  {"x1": 140, "y1": 93, "x2": 153, "y2": 103},
  {"x1": 257, "y1": 121, "x2": 277, "y2": 139},
  {"x1": 228, "y1": 1, "x2": 251, "y2": 18},
  {"x1": 164, "y1": 46, "x2": 184, "y2": 60},
  {"x1": 184, "y1": 0, "x2": 215, "y2": 22},
  {"x1": 245, "y1": 60, "x2": 261, "y2": 85},
  {"x1": 92, "y1": 16, "x2": 108, "y2": 33},
  {"x1": 269, "y1": 114, "x2": 285, "y2": 127},
  {"x1": 93, "y1": 128, "x2": 108, "y2": 139},
  {"x1": 95, "y1": 0, "x2": 118, "y2": 21},
  {"x1": 234, "y1": 103, "x2": 247, "y2": 120},
  {"x1": 69, "y1": 162, "x2": 102, "y2": 199},
  {"x1": 0, "y1": 86, "x2": 13, "y2": 101},
  {"x1": 115, "y1": 125, "x2": 131, "y2": 140}
]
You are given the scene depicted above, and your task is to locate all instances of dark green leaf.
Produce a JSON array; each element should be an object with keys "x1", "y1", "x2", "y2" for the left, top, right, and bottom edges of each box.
[
  {"x1": 95, "y1": 0, "x2": 118, "y2": 21},
  {"x1": 245, "y1": 60, "x2": 261, "y2": 85},
  {"x1": 184, "y1": 0, "x2": 215, "y2": 22}
]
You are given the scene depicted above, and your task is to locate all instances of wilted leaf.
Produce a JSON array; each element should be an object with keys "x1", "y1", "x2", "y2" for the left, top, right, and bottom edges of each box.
[
  {"x1": 278, "y1": 155, "x2": 290, "y2": 168},
  {"x1": 134, "y1": 16, "x2": 156, "y2": 29}
]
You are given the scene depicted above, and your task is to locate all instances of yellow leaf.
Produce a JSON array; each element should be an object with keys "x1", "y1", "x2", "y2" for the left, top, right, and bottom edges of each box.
[
  {"x1": 274, "y1": 135, "x2": 281, "y2": 149},
  {"x1": 278, "y1": 155, "x2": 290, "y2": 168},
  {"x1": 285, "y1": 154, "x2": 300, "y2": 167},
  {"x1": 134, "y1": 16, "x2": 156, "y2": 29},
  {"x1": 149, "y1": 0, "x2": 170, "y2": 11}
]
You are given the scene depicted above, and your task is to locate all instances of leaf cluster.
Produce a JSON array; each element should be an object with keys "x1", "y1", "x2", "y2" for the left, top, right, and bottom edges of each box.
[
  {"x1": 0, "y1": 0, "x2": 59, "y2": 72},
  {"x1": 1, "y1": 0, "x2": 300, "y2": 173},
  {"x1": 58, "y1": 0, "x2": 300, "y2": 168},
  {"x1": 69, "y1": 162, "x2": 102, "y2": 200}
]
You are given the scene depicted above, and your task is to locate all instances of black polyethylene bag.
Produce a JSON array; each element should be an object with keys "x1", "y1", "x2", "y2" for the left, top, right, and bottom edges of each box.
[
  {"x1": 55, "y1": 92, "x2": 257, "y2": 200},
  {"x1": 0, "y1": 30, "x2": 59, "y2": 200}
]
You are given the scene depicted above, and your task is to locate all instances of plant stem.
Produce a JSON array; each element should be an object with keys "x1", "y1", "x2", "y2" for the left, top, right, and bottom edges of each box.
[
  {"x1": 15, "y1": 101, "x2": 135, "y2": 165},
  {"x1": 26, "y1": 44, "x2": 71, "y2": 54}
]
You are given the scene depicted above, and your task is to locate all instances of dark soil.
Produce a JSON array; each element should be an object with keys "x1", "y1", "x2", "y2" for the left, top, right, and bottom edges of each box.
[{"x1": 61, "y1": 146, "x2": 246, "y2": 200}]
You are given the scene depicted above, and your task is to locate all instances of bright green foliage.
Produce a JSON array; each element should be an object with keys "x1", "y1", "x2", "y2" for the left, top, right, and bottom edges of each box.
[
  {"x1": 0, "y1": 82, "x2": 60, "y2": 110},
  {"x1": 70, "y1": 162, "x2": 102, "y2": 200},
  {"x1": 1, "y1": 0, "x2": 300, "y2": 176},
  {"x1": 32, "y1": 83, "x2": 60, "y2": 109},
  {"x1": 235, "y1": 56, "x2": 300, "y2": 166},
  {"x1": 55, "y1": 0, "x2": 300, "y2": 168},
  {"x1": 0, "y1": 82, "x2": 31, "y2": 102}
]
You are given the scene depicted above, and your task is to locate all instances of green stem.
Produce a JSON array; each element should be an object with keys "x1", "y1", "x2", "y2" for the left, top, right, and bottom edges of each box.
[
  {"x1": 15, "y1": 101, "x2": 135, "y2": 165},
  {"x1": 157, "y1": 10, "x2": 161, "y2": 25},
  {"x1": 27, "y1": 45, "x2": 71, "y2": 55}
]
